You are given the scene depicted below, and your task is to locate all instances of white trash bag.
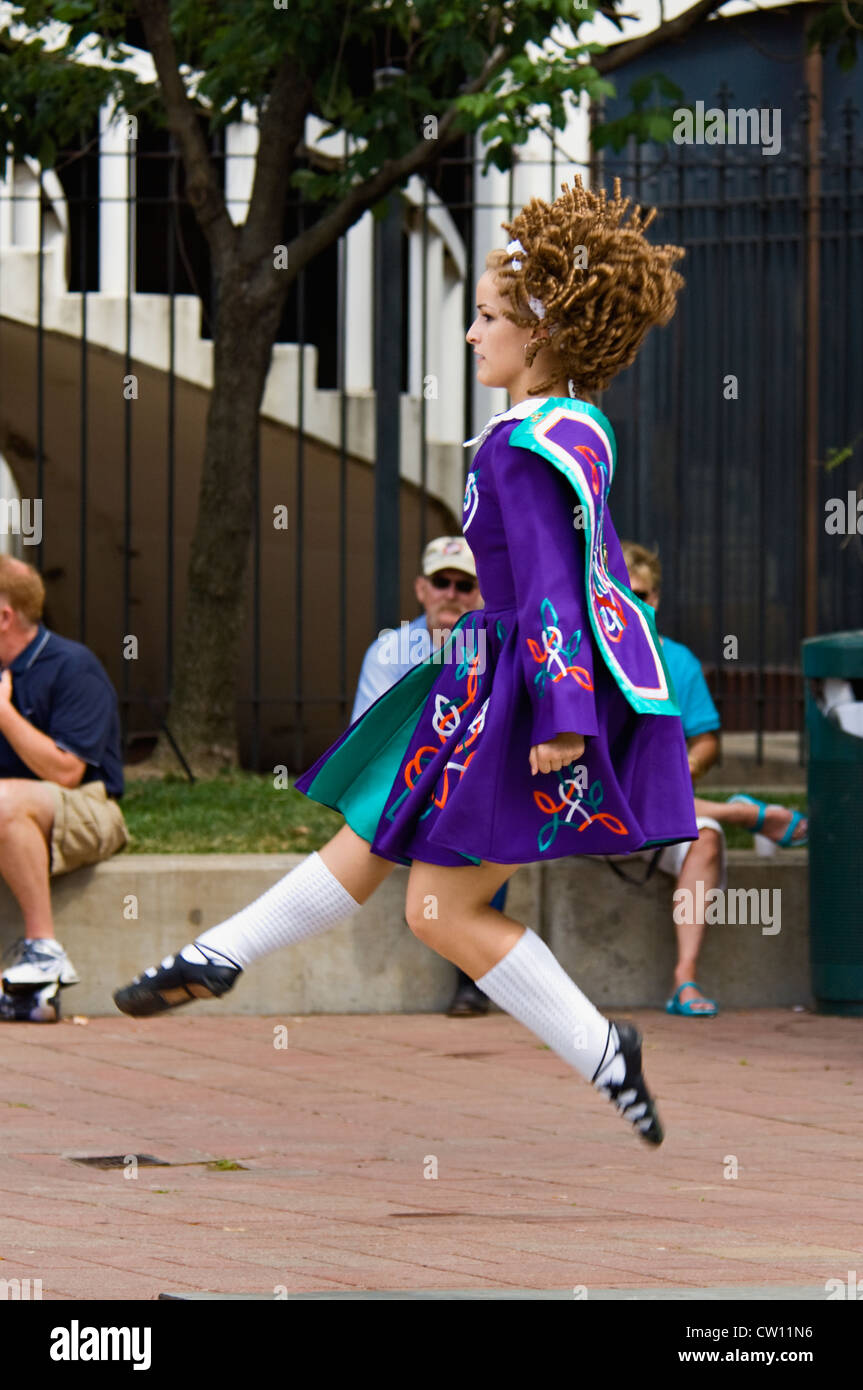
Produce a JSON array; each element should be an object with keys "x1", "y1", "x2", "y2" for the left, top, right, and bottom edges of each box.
[{"x1": 818, "y1": 677, "x2": 863, "y2": 737}]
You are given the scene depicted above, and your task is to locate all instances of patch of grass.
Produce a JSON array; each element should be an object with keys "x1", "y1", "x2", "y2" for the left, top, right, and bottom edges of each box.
[
  {"x1": 206, "y1": 1159, "x2": 247, "y2": 1171},
  {"x1": 120, "y1": 772, "x2": 343, "y2": 854},
  {"x1": 118, "y1": 775, "x2": 807, "y2": 856}
]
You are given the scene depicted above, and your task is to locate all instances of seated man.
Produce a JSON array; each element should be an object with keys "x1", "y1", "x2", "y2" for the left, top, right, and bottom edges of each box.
[
  {"x1": 0, "y1": 557, "x2": 128, "y2": 1021},
  {"x1": 352, "y1": 536, "x2": 503, "y2": 1017},
  {"x1": 619, "y1": 542, "x2": 807, "y2": 1018}
]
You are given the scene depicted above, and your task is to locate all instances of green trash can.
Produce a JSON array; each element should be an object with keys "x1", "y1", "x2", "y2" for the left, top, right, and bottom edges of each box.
[{"x1": 803, "y1": 630, "x2": 863, "y2": 1016}]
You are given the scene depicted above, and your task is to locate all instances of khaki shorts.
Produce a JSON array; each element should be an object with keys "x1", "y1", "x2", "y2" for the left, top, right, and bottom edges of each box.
[
  {"x1": 47, "y1": 780, "x2": 129, "y2": 877},
  {"x1": 637, "y1": 815, "x2": 728, "y2": 890}
]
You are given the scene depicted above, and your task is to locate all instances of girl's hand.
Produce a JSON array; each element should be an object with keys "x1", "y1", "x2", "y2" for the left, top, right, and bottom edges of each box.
[{"x1": 529, "y1": 732, "x2": 585, "y2": 776}]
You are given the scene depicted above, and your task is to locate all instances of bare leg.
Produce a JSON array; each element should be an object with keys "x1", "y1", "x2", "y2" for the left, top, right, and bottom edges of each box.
[
  {"x1": 693, "y1": 796, "x2": 807, "y2": 843},
  {"x1": 0, "y1": 781, "x2": 57, "y2": 940},
  {"x1": 317, "y1": 822, "x2": 397, "y2": 902},
  {"x1": 404, "y1": 858, "x2": 523, "y2": 978},
  {"x1": 671, "y1": 827, "x2": 722, "y2": 1012}
]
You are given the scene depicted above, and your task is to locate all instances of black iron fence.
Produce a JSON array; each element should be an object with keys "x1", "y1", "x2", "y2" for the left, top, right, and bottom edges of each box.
[
  {"x1": 598, "y1": 89, "x2": 863, "y2": 750},
  {"x1": 0, "y1": 93, "x2": 860, "y2": 770}
]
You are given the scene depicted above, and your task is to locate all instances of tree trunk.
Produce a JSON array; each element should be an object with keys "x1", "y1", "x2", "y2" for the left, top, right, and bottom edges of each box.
[{"x1": 152, "y1": 265, "x2": 288, "y2": 775}]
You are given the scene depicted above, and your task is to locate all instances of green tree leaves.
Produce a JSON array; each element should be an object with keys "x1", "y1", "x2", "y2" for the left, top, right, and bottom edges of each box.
[
  {"x1": 806, "y1": 3, "x2": 862, "y2": 73},
  {"x1": 1, "y1": 1, "x2": 622, "y2": 184},
  {"x1": 590, "y1": 71, "x2": 684, "y2": 152}
]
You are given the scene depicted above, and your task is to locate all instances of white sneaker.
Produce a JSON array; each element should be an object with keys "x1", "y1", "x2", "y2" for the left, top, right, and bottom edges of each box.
[
  {"x1": 0, "y1": 980, "x2": 62, "y2": 1022},
  {"x1": 2, "y1": 938, "x2": 80, "y2": 993}
]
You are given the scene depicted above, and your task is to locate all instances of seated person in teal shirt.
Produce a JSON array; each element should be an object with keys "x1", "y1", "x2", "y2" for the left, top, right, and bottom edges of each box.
[{"x1": 621, "y1": 543, "x2": 807, "y2": 1018}]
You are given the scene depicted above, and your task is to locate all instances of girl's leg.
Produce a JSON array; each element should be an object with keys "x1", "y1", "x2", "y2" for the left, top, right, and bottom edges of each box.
[
  {"x1": 114, "y1": 825, "x2": 394, "y2": 1015},
  {"x1": 405, "y1": 859, "x2": 663, "y2": 1144},
  {"x1": 406, "y1": 860, "x2": 522, "y2": 980}
]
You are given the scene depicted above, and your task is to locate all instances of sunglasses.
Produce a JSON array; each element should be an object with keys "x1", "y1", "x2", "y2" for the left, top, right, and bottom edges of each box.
[
  {"x1": 429, "y1": 573, "x2": 477, "y2": 593},
  {"x1": 632, "y1": 589, "x2": 650, "y2": 600}
]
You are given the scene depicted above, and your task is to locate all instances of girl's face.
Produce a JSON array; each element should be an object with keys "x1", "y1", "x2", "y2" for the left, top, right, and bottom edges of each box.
[{"x1": 466, "y1": 270, "x2": 538, "y2": 396}]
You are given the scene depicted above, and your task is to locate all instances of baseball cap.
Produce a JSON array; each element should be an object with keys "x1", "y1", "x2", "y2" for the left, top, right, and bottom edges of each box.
[{"x1": 421, "y1": 536, "x2": 477, "y2": 579}]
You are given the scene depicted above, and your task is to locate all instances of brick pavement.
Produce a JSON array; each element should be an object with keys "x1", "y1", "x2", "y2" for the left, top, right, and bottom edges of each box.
[{"x1": 0, "y1": 1007, "x2": 860, "y2": 1299}]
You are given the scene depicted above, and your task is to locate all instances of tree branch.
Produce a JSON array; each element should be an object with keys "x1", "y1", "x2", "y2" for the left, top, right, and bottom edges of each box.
[
  {"x1": 243, "y1": 0, "x2": 726, "y2": 290},
  {"x1": 594, "y1": 0, "x2": 730, "y2": 73},
  {"x1": 135, "y1": 0, "x2": 235, "y2": 266},
  {"x1": 281, "y1": 0, "x2": 724, "y2": 280},
  {"x1": 840, "y1": 0, "x2": 863, "y2": 31},
  {"x1": 283, "y1": 42, "x2": 509, "y2": 277},
  {"x1": 241, "y1": 52, "x2": 314, "y2": 263}
]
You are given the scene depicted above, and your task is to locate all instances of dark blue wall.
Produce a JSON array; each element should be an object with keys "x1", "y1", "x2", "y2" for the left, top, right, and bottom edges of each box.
[{"x1": 594, "y1": 4, "x2": 863, "y2": 730}]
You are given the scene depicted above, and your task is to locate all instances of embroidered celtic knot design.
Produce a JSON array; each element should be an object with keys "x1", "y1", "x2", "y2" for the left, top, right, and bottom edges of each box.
[
  {"x1": 463, "y1": 466, "x2": 480, "y2": 531},
  {"x1": 525, "y1": 597, "x2": 593, "y2": 696},
  {"x1": 533, "y1": 762, "x2": 629, "y2": 854},
  {"x1": 385, "y1": 652, "x2": 487, "y2": 824}
]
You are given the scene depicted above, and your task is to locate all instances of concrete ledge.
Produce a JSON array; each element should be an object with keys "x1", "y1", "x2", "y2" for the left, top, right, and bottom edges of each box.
[
  {"x1": 546, "y1": 850, "x2": 811, "y2": 1010},
  {"x1": 0, "y1": 852, "x2": 810, "y2": 1016}
]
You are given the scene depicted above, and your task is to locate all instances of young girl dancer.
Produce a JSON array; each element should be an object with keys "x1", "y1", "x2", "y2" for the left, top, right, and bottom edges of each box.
[{"x1": 115, "y1": 178, "x2": 696, "y2": 1147}]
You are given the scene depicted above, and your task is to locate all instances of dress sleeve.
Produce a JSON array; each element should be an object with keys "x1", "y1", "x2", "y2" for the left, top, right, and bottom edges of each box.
[{"x1": 493, "y1": 424, "x2": 600, "y2": 745}]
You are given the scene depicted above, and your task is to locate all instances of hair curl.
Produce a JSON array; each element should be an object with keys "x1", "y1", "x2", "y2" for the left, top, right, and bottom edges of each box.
[{"x1": 486, "y1": 176, "x2": 685, "y2": 396}]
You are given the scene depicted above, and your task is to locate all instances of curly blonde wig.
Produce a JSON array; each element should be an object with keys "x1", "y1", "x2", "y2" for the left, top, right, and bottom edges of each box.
[{"x1": 486, "y1": 176, "x2": 685, "y2": 396}]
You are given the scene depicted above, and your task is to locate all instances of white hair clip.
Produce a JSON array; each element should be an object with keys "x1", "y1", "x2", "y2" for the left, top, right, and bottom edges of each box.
[
  {"x1": 506, "y1": 239, "x2": 550, "y2": 322},
  {"x1": 506, "y1": 240, "x2": 546, "y2": 319},
  {"x1": 505, "y1": 238, "x2": 525, "y2": 270}
]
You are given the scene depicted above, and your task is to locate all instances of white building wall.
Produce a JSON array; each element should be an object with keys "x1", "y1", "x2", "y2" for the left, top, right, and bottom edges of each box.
[
  {"x1": 225, "y1": 118, "x2": 258, "y2": 225},
  {"x1": 99, "y1": 104, "x2": 135, "y2": 297},
  {"x1": 0, "y1": 455, "x2": 22, "y2": 555},
  {"x1": 345, "y1": 213, "x2": 374, "y2": 394}
]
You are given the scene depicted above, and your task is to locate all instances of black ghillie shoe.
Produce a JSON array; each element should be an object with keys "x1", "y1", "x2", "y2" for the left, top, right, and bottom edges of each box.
[
  {"x1": 592, "y1": 1020, "x2": 664, "y2": 1146},
  {"x1": 113, "y1": 945, "x2": 241, "y2": 1017}
]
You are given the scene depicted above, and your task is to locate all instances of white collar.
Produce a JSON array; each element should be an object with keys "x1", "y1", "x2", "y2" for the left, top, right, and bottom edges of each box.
[{"x1": 462, "y1": 397, "x2": 553, "y2": 449}]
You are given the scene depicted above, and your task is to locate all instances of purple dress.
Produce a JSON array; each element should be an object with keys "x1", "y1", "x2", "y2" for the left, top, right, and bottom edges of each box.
[{"x1": 295, "y1": 398, "x2": 698, "y2": 867}]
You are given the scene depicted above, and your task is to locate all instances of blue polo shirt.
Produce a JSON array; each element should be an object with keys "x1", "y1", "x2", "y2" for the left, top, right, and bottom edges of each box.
[
  {"x1": 659, "y1": 634, "x2": 721, "y2": 738},
  {"x1": 0, "y1": 625, "x2": 124, "y2": 798},
  {"x1": 351, "y1": 614, "x2": 433, "y2": 723}
]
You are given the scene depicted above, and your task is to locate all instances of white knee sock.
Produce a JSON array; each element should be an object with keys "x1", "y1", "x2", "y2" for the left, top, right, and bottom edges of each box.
[
  {"x1": 183, "y1": 852, "x2": 361, "y2": 969},
  {"x1": 475, "y1": 927, "x2": 625, "y2": 1087}
]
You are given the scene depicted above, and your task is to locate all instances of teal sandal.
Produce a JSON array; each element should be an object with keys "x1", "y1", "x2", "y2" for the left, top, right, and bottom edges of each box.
[
  {"x1": 727, "y1": 794, "x2": 808, "y2": 848},
  {"x1": 666, "y1": 982, "x2": 717, "y2": 1017}
]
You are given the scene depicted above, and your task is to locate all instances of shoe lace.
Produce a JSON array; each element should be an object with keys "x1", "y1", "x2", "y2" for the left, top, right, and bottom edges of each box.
[{"x1": 592, "y1": 1024, "x2": 654, "y2": 1129}]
